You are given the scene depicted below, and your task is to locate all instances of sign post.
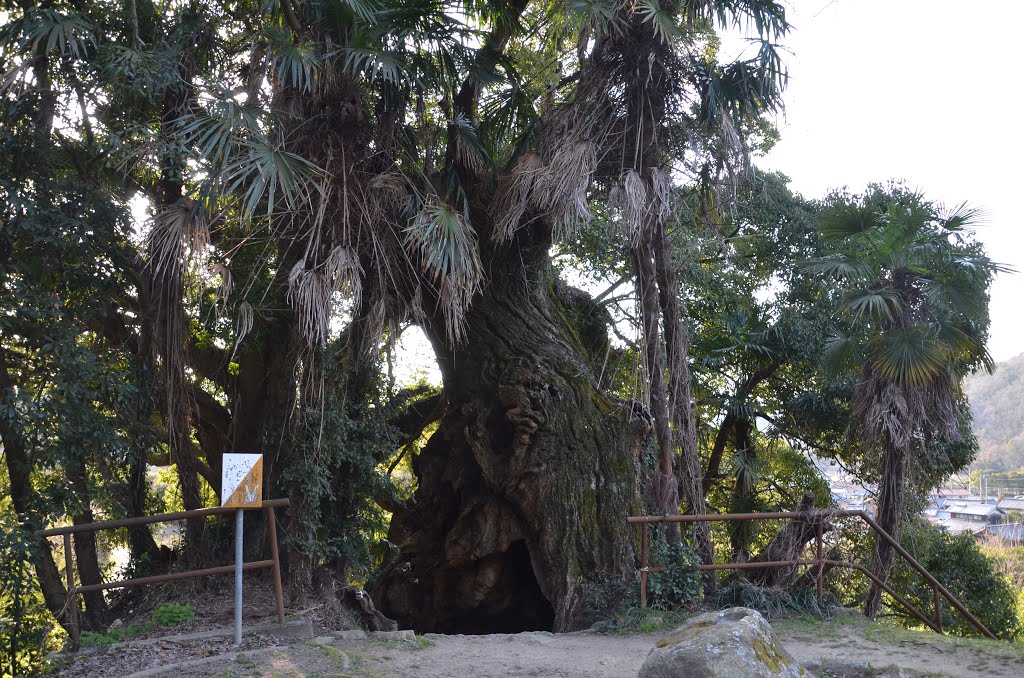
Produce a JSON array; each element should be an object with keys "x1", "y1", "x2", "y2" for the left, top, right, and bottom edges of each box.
[{"x1": 221, "y1": 453, "x2": 263, "y2": 646}]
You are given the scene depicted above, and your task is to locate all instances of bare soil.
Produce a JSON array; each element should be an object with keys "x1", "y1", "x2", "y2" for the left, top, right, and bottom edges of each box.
[{"x1": 61, "y1": 619, "x2": 1021, "y2": 678}]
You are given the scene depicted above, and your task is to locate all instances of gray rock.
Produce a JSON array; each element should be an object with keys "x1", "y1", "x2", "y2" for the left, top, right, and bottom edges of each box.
[
  {"x1": 638, "y1": 607, "x2": 806, "y2": 678},
  {"x1": 333, "y1": 629, "x2": 367, "y2": 640}
]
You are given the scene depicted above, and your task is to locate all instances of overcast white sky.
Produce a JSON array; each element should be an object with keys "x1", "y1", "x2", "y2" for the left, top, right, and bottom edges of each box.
[{"x1": 755, "y1": 0, "x2": 1023, "y2": 362}]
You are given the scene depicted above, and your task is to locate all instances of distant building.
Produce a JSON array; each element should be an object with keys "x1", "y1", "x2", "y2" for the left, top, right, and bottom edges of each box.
[
  {"x1": 997, "y1": 498, "x2": 1024, "y2": 512},
  {"x1": 981, "y1": 523, "x2": 1024, "y2": 546},
  {"x1": 946, "y1": 503, "x2": 1005, "y2": 524},
  {"x1": 936, "y1": 517, "x2": 990, "y2": 536}
]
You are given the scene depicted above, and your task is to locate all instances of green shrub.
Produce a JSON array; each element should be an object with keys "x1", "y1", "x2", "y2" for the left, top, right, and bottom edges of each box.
[
  {"x1": 890, "y1": 522, "x2": 1021, "y2": 640},
  {"x1": 645, "y1": 531, "x2": 702, "y2": 609},
  {"x1": 152, "y1": 602, "x2": 194, "y2": 627}
]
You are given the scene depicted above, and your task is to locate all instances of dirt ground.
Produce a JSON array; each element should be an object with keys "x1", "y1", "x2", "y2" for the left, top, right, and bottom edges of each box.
[{"x1": 119, "y1": 616, "x2": 1024, "y2": 678}]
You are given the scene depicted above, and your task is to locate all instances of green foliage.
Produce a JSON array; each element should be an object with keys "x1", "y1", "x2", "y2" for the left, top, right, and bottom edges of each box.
[
  {"x1": 151, "y1": 602, "x2": 194, "y2": 627},
  {"x1": 890, "y1": 522, "x2": 1021, "y2": 641},
  {"x1": 644, "y1": 530, "x2": 703, "y2": 610},
  {"x1": 282, "y1": 351, "x2": 421, "y2": 585},
  {"x1": 0, "y1": 515, "x2": 59, "y2": 678},
  {"x1": 78, "y1": 602, "x2": 194, "y2": 649}
]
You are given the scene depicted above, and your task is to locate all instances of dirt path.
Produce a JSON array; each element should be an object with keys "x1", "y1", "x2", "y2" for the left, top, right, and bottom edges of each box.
[
  {"x1": 171, "y1": 631, "x2": 657, "y2": 678},
  {"x1": 775, "y1": 616, "x2": 1024, "y2": 678},
  {"x1": 56, "y1": 614, "x2": 1024, "y2": 677},
  {"x1": 156, "y1": 620, "x2": 1024, "y2": 678}
]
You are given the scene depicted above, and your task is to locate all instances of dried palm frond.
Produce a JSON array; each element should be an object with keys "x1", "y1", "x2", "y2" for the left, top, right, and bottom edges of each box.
[
  {"x1": 209, "y1": 262, "x2": 233, "y2": 307},
  {"x1": 409, "y1": 284, "x2": 427, "y2": 324},
  {"x1": 287, "y1": 260, "x2": 332, "y2": 348},
  {"x1": 450, "y1": 112, "x2": 487, "y2": 173},
  {"x1": 534, "y1": 139, "x2": 598, "y2": 238},
  {"x1": 231, "y1": 300, "x2": 255, "y2": 360},
  {"x1": 492, "y1": 151, "x2": 545, "y2": 242},
  {"x1": 325, "y1": 246, "x2": 363, "y2": 308},
  {"x1": 368, "y1": 172, "x2": 408, "y2": 219},
  {"x1": 145, "y1": 201, "x2": 209, "y2": 280},
  {"x1": 364, "y1": 297, "x2": 387, "y2": 361},
  {"x1": 619, "y1": 169, "x2": 648, "y2": 246},
  {"x1": 649, "y1": 167, "x2": 672, "y2": 224}
]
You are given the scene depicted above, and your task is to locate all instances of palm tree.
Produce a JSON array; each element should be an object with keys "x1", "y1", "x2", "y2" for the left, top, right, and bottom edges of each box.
[{"x1": 810, "y1": 185, "x2": 1003, "y2": 618}]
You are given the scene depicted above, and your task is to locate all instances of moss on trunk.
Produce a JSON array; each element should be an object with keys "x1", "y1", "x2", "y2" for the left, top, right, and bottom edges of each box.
[{"x1": 370, "y1": 231, "x2": 647, "y2": 632}]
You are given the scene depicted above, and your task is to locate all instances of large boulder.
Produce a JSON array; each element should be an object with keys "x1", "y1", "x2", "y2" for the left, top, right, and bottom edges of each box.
[{"x1": 638, "y1": 607, "x2": 806, "y2": 678}]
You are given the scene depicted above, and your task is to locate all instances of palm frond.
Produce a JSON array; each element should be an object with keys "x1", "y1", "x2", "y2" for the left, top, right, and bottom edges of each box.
[
  {"x1": 28, "y1": 9, "x2": 96, "y2": 61},
  {"x1": 554, "y1": 0, "x2": 626, "y2": 40},
  {"x1": 493, "y1": 151, "x2": 545, "y2": 241},
  {"x1": 869, "y1": 326, "x2": 949, "y2": 387},
  {"x1": 231, "y1": 300, "x2": 254, "y2": 360},
  {"x1": 840, "y1": 289, "x2": 900, "y2": 325},
  {"x1": 266, "y1": 28, "x2": 322, "y2": 92},
  {"x1": 449, "y1": 112, "x2": 489, "y2": 173},
  {"x1": 287, "y1": 261, "x2": 333, "y2": 348},
  {"x1": 335, "y1": 46, "x2": 406, "y2": 85},
  {"x1": 649, "y1": 167, "x2": 673, "y2": 224},
  {"x1": 608, "y1": 169, "x2": 648, "y2": 247},
  {"x1": 800, "y1": 255, "x2": 873, "y2": 281},
  {"x1": 221, "y1": 139, "x2": 324, "y2": 217},
  {"x1": 817, "y1": 199, "x2": 882, "y2": 241},
  {"x1": 684, "y1": 0, "x2": 789, "y2": 41},
  {"x1": 145, "y1": 202, "x2": 209, "y2": 280},
  {"x1": 637, "y1": 0, "x2": 681, "y2": 44},
  {"x1": 534, "y1": 139, "x2": 598, "y2": 238},
  {"x1": 404, "y1": 200, "x2": 484, "y2": 343}
]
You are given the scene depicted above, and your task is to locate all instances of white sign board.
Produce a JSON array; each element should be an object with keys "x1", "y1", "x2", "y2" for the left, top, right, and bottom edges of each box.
[{"x1": 222, "y1": 453, "x2": 263, "y2": 508}]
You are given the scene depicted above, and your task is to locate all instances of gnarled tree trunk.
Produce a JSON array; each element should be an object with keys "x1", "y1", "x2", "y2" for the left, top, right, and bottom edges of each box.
[{"x1": 370, "y1": 231, "x2": 648, "y2": 633}]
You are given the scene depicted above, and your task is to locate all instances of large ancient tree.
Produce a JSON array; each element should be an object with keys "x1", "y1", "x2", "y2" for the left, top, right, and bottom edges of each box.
[{"x1": 1, "y1": 0, "x2": 789, "y2": 635}]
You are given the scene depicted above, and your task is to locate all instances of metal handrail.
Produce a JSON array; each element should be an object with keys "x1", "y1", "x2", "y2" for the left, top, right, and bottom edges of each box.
[
  {"x1": 35, "y1": 499, "x2": 290, "y2": 647},
  {"x1": 626, "y1": 509, "x2": 996, "y2": 640}
]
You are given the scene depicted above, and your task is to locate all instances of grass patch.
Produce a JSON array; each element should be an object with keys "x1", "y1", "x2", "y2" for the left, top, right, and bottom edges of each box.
[
  {"x1": 80, "y1": 602, "x2": 196, "y2": 648},
  {"x1": 599, "y1": 606, "x2": 696, "y2": 635}
]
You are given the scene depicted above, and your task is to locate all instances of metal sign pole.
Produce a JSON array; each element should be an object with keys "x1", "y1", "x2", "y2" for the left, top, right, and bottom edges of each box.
[
  {"x1": 222, "y1": 452, "x2": 262, "y2": 647},
  {"x1": 234, "y1": 507, "x2": 243, "y2": 645}
]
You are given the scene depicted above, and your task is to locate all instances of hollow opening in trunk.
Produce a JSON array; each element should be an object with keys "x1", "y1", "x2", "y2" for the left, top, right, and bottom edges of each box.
[{"x1": 442, "y1": 539, "x2": 555, "y2": 635}]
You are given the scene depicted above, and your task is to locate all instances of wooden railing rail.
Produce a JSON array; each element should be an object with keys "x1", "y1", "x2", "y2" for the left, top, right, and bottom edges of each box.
[
  {"x1": 36, "y1": 498, "x2": 290, "y2": 647},
  {"x1": 626, "y1": 509, "x2": 996, "y2": 640}
]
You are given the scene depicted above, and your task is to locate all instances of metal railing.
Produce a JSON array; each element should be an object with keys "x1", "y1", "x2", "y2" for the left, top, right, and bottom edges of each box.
[
  {"x1": 626, "y1": 509, "x2": 996, "y2": 640},
  {"x1": 36, "y1": 498, "x2": 290, "y2": 646}
]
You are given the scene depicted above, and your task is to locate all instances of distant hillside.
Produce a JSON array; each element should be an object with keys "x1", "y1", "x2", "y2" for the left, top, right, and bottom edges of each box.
[{"x1": 966, "y1": 353, "x2": 1024, "y2": 471}]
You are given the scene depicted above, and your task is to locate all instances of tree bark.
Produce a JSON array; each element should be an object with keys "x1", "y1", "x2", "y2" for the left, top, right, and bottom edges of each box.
[
  {"x1": 67, "y1": 455, "x2": 109, "y2": 628},
  {"x1": 729, "y1": 419, "x2": 756, "y2": 562},
  {"x1": 744, "y1": 492, "x2": 824, "y2": 588},
  {"x1": 370, "y1": 231, "x2": 647, "y2": 633},
  {"x1": 866, "y1": 440, "x2": 906, "y2": 618}
]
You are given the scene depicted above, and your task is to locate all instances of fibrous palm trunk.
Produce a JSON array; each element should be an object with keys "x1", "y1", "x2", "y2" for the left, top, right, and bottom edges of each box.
[{"x1": 866, "y1": 438, "x2": 907, "y2": 618}]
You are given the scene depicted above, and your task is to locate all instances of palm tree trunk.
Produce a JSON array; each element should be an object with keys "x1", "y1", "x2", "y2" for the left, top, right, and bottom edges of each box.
[
  {"x1": 653, "y1": 219, "x2": 714, "y2": 591},
  {"x1": 866, "y1": 438, "x2": 907, "y2": 618},
  {"x1": 635, "y1": 242, "x2": 681, "y2": 543}
]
